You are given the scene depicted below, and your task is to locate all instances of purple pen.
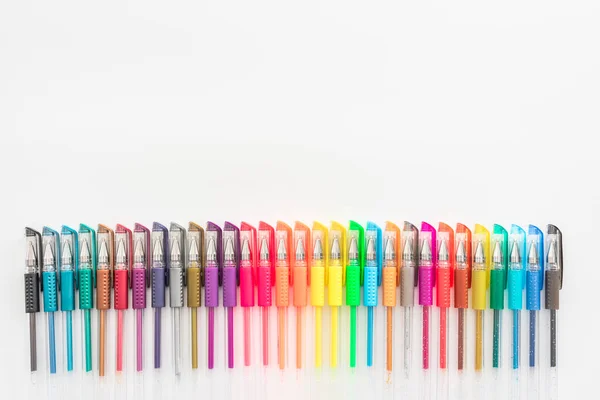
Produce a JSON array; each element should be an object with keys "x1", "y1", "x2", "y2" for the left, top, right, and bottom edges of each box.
[
  {"x1": 205, "y1": 222, "x2": 222, "y2": 370},
  {"x1": 132, "y1": 223, "x2": 150, "y2": 373},
  {"x1": 151, "y1": 223, "x2": 168, "y2": 370},
  {"x1": 223, "y1": 222, "x2": 241, "y2": 369}
]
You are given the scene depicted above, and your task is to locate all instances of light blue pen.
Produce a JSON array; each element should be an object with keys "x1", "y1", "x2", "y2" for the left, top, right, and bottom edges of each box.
[
  {"x1": 60, "y1": 226, "x2": 79, "y2": 372},
  {"x1": 42, "y1": 227, "x2": 60, "y2": 374},
  {"x1": 364, "y1": 222, "x2": 382, "y2": 367},
  {"x1": 525, "y1": 226, "x2": 544, "y2": 400},
  {"x1": 507, "y1": 225, "x2": 526, "y2": 399}
]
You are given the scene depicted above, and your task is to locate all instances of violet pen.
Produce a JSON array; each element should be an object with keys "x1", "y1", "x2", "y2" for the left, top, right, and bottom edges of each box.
[
  {"x1": 169, "y1": 223, "x2": 186, "y2": 376},
  {"x1": 132, "y1": 224, "x2": 150, "y2": 374},
  {"x1": 223, "y1": 222, "x2": 241, "y2": 369},
  {"x1": 151, "y1": 223, "x2": 168, "y2": 372},
  {"x1": 205, "y1": 222, "x2": 222, "y2": 370}
]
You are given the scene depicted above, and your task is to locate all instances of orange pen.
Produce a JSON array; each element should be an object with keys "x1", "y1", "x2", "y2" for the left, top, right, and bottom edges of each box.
[
  {"x1": 382, "y1": 222, "x2": 400, "y2": 386},
  {"x1": 292, "y1": 222, "x2": 311, "y2": 370},
  {"x1": 275, "y1": 222, "x2": 292, "y2": 370}
]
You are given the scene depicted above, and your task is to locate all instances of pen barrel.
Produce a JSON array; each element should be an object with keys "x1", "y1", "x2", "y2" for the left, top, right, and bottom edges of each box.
[
  {"x1": 24, "y1": 272, "x2": 40, "y2": 313},
  {"x1": 96, "y1": 269, "x2": 111, "y2": 310},
  {"x1": 364, "y1": 266, "x2": 378, "y2": 307},
  {"x1": 78, "y1": 269, "x2": 94, "y2": 309},
  {"x1": 60, "y1": 270, "x2": 76, "y2": 311},
  {"x1": 345, "y1": 264, "x2": 360, "y2": 306},
  {"x1": 544, "y1": 270, "x2": 560, "y2": 310},
  {"x1": 382, "y1": 267, "x2": 396, "y2": 307},
  {"x1": 151, "y1": 268, "x2": 166, "y2": 308},
  {"x1": 472, "y1": 270, "x2": 487, "y2": 310},
  {"x1": 132, "y1": 269, "x2": 146, "y2": 309},
  {"x1": 436, "y1": 268, "x2": 452, "y2": 308},
  {"x1": 205, "y1": 267, "x2": 219, "y2": 307},
  {"x1": 257, "y1": 266, "x2": 271, "y2": 307},
  {"x1": 490, "y1": 269, "x2": 505, "y2": 310},
  {"x1": 454, "y1": 269, "x2": 469, "y2": 309},
  {"x1": 42, "y1": 271, "x2": 58, "y2": 312},
  {"x1": 169, "y1": 266, "x2": 185, "y2": 308},
  {"x1": 114, "y1": 269, "x2": 128, "y2": 310},
  {"x1": 508, "y1": 269, "x2": 524, "y2": 310},
  {"x1": 275, "y1": 267, "x2": 290, "y2": 307},
  {"x1": 223, "y1": 266, "x2": 237, "y2": 307},
  {"x1": 310, "y1": 267, "x2": 325, "y2": 307},
  {"x1": 240, "y1": 266, "x2": 254, "y2": 307},
  {"x1": 418, "y1": 266, "x2": 434, "y2": 306},
  {"x1": 187, "y1": 267, "x2": 201, "y2": 308},
  {"x1": 293, "y1": 266, "x2": 308, "y2": 307},
  {"x1": 526, "y1": 271, "x2": 541, "y2": 311},
  {"x1": 400, "y1": 266, "x2": 415, "y2": 307},
  {"x1": 328, "y1": 265, "x2": 343, "y2": 306}
]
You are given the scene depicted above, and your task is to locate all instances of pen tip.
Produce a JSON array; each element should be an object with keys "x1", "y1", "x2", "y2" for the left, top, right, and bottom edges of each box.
[
  {"x1": 241, "y1": 238, "x2": 251, "y2": 261},
  {"x1": 153, "y1": 238, "x2": 163, "y2": 262},
  {"x1": 224, "y1": 237, "x2": 235, "y2": 262},
  {"x1": 43, "y1": 242, "x2": 55, "y2": 266},
  {"x1": 456, "y1": 240, "x2": 466, "y2": 264},
  {"x1": 170, "y1": 238, "x2": 181, "y2": 262},
  {"x1": 188, "y1": 236, "x2": 199, "y2": 261},
  {"x1": 312, "y1": 238, "x2": 323, "y2": 261},
  {"x1": 134, "y1": 238, "x2": 144, "y2": 263},
  {"x1": 348, "y1": 237, "x2": 358, "y2": 261},
  {"x1": 366, "y1": 237, "x2": 376, "y2": 261},
  {"x1": 420, "y1": 238, "x2": 432, "y2": 262},
  {"x1": 527, "y1": 240, "x2": 538, "y2": 265},
  {"x1": 492, "y1": 240, "x2": 502, "y2": 264},
  {"x1": 207, "y1": 237, "x2": 217, "y2": 262},
  {"x1": 80, "y1": 238, "x2": 91, "y2": 263},
  {"x1": 27, "y1": 242, "x2": 37, "y2": 266},
  {"x1": 295, "y1": 238, "x2": 305, "y2": 261},
  {"x1": 277, "y1": 238, "x2": 287, "y2": 261},
  {"x1": 259, "y1": 237, "x2": 269, "y2": 261},
  {"x1": 384, "y1": 237, "x2": 395, "y2": 262},
  {"x1": 474, "y1": 240, "x2": 485, "y2": 264},
  {"x1": 330, "y1": 237, "x2": 341, "y2": 260},
  {"x1": 510, "y1": 240, "x2": 521, "y2": 264},
  {"x1": 438, "y1": 239, "x2": 449, "y2": 262},
  {"x1": 116, "y1": 239, "x2": 126, "y2": 264},
  {"x1": 402, "y1": 237, "x2": 414, "y2": 262}
]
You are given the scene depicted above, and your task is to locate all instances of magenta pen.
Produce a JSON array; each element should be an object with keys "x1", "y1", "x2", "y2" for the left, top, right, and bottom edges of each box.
[{"x1": 205, "y1": 222, "x2": 222, "y2": 370}]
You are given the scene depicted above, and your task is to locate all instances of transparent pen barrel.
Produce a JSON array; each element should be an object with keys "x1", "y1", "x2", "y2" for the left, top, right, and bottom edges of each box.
[
  {"x1": 63, "y1": 310, "x2": 74, "y2": 372},
  {"x1": 437, "y1": 307, "x2": 449, "y2": 400},
  {"x1": 277, "y1": 307, "x2": 287, "y2": 370},
  {"x1": 403, "y1": 306, "x2": 412, "y2": 378},
  {"x1": 511, "y1": 309, "x2": 521, "y2": 400},
  {"x1": 172, "y1": 308, "x2": 182, "y2": 375},
  {"x1": 421, "y1": 305, "x2": 431, "y2": 400},
  {"x1": 527, "y1": 310, "x2": 540, "y2": 399},
  {"x1": 548, "y1": 310, "x2": 558, "y2": 400},
  {"x1": 225, "y1": 306, "x2": 234, "y2": 369},
  {"x1": 295, "y1": 307, "x2": 305, "y2": 370},
  {"x1": 385, "y1": 306, "x2": 394, "y2": 384}
]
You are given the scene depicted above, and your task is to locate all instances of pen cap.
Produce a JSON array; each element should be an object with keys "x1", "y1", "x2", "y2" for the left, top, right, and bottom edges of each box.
[
  {"x1": 151, "y1": 222, "x2": 168, "y2": 308},
  {"x1": 275, "y1": 221, "x2": 292, "y2": 307},
  {"x1": 169, "y1": 223, "x2": 186, "y2": 308},
  {"x1": 328, "y1": 221, "x2": 346, "y2": 307},
  {"x1": 25, "y1": 227, "x2": 42, "y2": 314},
  {"x1": 96, "y1": 225, "x2": 114, "y2": 310},
  {"x1": 78, "y1": 225, "x2": 96, "y2": 311},
  {"x1": 400, "y1": 221, "x2": 418, "y2": 307},
  {"x1": 490, "y1": 224, "x2": 508, "y2": 310},
  {"x1": 418, "y1": 222, "x2": 436, "y2": 306},
  {"x1": 114, "y1": 224, "x2": 132, "y2": 310},
  {"x1": 133, "y1": 223, "x2": 151, "y2": 285},
  {"x1": 436, "y1": 223, "x2": 454, "y2": 308},
  {"x1": 545, "y1": 224, "x2": 562, "y2": 310},
  {"x1": 187, "y1": 222, "x2": 204, "y2": 308},
  {"x1": 384, "y1": 222, "x2": 401, "y2": 285},
  {"x1": 526, "y1": 225, "x2": 544, "y2": 310},
  {"x1": 223, "y1": 221, "x2": 240, "y2": 307},
  {"x1": 507, "y1": 224, "x2": 526, "y2": 310},
  {"x1": 293, "y1": 221, "x2": 311, "y2": 307},
  {"x1": 472, "y1": 224, "x2": 490, "y2": 311},
  {"x1": 42, "y1": 227, "x2": 61, "y2": 312},
  {"x1": 310, "y1": 222, "x2": 328, "y2": 307},
  {"x1": 454, "y1": 224, "x2": 471, "y2": 309},
  {"x1": 60, "y1": 226, "x2": 78, "y2": 311},
  {"x1": 240, "y1": 222, "x2": 257, "y2": 307}
]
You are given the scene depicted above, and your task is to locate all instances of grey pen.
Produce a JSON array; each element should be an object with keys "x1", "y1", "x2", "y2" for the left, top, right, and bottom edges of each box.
[
  {"x1": 169, "y1": 223, "x2": 186, "y2": 376},
  {"x1": 400, "y1": 222, "x2": 418, "y2": 379},
  {"x1": 151, "y1": 223, "x2": 168, "y2": 370},
  {"x1": 544, "y1": 225, "x2": 562, "y2": 400},
  {"x1": 25, "y1": 228, "x2": 42, "y2": 378}
]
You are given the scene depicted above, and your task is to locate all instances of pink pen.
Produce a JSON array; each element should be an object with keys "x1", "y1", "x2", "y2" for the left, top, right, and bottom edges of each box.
[
  {"x1": 223, "y1": 222, "x2": 241, "y2": 369},
  {"x1": 419, "y1": 222, "x2": 436, "y2": 400},
  {"x1": 205, "y1": 222, "x2": 222, "y2": 370},
  {"x1": 257, "y1": 222, "x2": 275, "y2": 367},
  {"x1": 132, "y1": 223, "x2": 150, "y2": 374},
  {"x1": 240, "y1": 223, "x2": 257, "y2": 368}
]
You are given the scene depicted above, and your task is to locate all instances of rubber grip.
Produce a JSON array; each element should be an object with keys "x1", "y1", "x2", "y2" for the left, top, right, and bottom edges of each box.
[
  {"x1": 418, "y1": 267, "x2": 434, "y2": 306},
  {"x1": 187, "y1": 268, "x2": 201, "y2": 308},
  {"x1": 490, "y1": 269, "x2": 505, "y2": 310},
  {"x1": 60, "y1": 270, "x2": 75, "y2": 311},
  {"x1": 328, "y1": 266, "x2": 342, "y2": 306},
  {"x1": 132, "y1": 268, "x2": 146, "y2": 309},
  {"x1": 400, "y1": 267, "x2": 415, "y2": 307},
  {"x1": 293, "y1": 267, "x2": 307, "y2": 307},
  {"x1": 454, "y1": 268, "x2": 469, "y2": 309},
  {"x1": 223, "y1": 266, "x2": 237, "y2": 307},
  {"x1": 257, "y1": 266, "x2": 272, "y2": 307},
  {"x1": 472, "y1": 270, "x2": 487, "y2": 310},
  {"x1": 363, "y1": 266, "x2": 378, "y2": 307},
  {"x1": 526, "y1": 270, "x2": 541, "y2": 310},
  {"x1": 544, "y1": 270, "x2": 560, "y2": 310},
  {"x1": 275, "y1": 267, "x2": 290, "y2": 307},
  {"x1": 507, "y1": 269, "x2": 523, "y2": 310},
  {"x1": 78, "y1": 269, "x2": 94, "y2": 310},
  {"x1": 205, "y1": 268, "x2": 219, "y2": 307},
  {"x1": 96, "y1": 269, "x2": 111, "y2": 310},
  {"x1": 345, "y1": 265, "x2": 360, "y2": 306},
  {"x1": 382, "y1": 267, "x2": 396, "y2": 307},
  {"x1": 42, "y1": 272, "x2": 58, "y2": 312},
  {"x1": 24, "y1": 272, "x2": 40, "y2": 313},
  {"x1": 436, "y1": 267, "x2": 451, "y2": 308},
  {"x1": 169, "y1": 267, "x2": 184, "y2": 308},
  {"x1": 113, "y1": 269, "x2": 128, "y2": 310},
  {"x1": 310, "y1": 267, "x2": 325, "y2": 307},
  {"x1": 151, "y1": 268, "x2": 166, "y2": 308},
  {"x1": 240, "y1": 267, "x2": 254, "y2": 307}
]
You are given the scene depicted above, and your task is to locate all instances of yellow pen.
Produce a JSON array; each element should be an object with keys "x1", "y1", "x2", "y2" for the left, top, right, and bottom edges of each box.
[
  {"x1": 328, "y1": 221, "x2": 346, "y2": 369},
  {"x1": 310, "y1": 222, "x2": 328, "y2": 371}
]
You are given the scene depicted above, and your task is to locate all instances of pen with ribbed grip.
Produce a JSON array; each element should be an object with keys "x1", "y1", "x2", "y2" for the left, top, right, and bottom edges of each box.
[
  {"x1": 257, "y1": 222, "x2": 275, "y2": 367},
  {"x1": 364, "y1": 222, "x2": 382, "y2": 368},
  {"x1": 78, "y1": 225, "x2": 96, "y2": 374},
  {"x1": 508, "y1": 225, "x2": 526, "y2": 400},
  {"x1": 490, "y1": 224, "x2": 508, "y2": 375},
  {"x1": 187, "y1": 222, "x2": 204, "y2": 370},
  {"x1": 328, "y1": 222, "x2": 345, "y2": 369},
  {"x1": 150, "y1": 223, "x2": 168, "y2": 373},
  {"x1": 25, "y1": 228, "x2": 42, "y2": 379},
  {"x1": 436, "y1": 223, "x2": 453, "y2": 400},
  {"x1": 526, "y1": 225, "x2": 544, "y2": 400},
  {"x1": 310, "y1": 223, "x2": 327, "y2": 371},
  {"x1": 132, "y1": 224, "x2": 150, "y2": 375},
  {"x1": 418, "y1": 222, "x2": 436, "y2": 400},
  {"x1": 169, "y1": 223, "x2": 186, "y2": 376},
  {"x1": 454, "y1": 224, "x2": 471, "y2": 397},
  {"x1": 346, "y1": 221, "x2": 363, "y2": 368},
  {"x1": 60, "y1": 226, "x2": 78, "y2": 373},
  {"x1": 545, "y1": 225, "x2": 562, "y2": 400},
  {"x1": 240, "y1": 222, "x2": 257, "y2": 368},
  {"x1": 382, "y1": 222, "x2": 400, "y2": 386},
  {"x1": 96, "y1": 225, "x2": 114, "y2": 378},
  {"x1": 293, "y1": 222, "x2": 311, "y2": 371},
  {"x1": 401, "y1": 222, "x2": 418, "y2": 382},
  {"x1": 42, "y1": 227, "x2": 60, "y2": 375},
  {"x1": 114, "y1": 225, "x2": 132, "y2": 380},
  {"x1": 223, "y1": 222, "x2": 240, "y2": 370},
  {"x1": 275, "y1": 221, "x2": 292, "y2": 370},
  {"x1": 205, "y1": 222, "x2": 222, "y2": 370},
  {"x1": 472, "y1": 224, "x2": 490, "y2": 397}
]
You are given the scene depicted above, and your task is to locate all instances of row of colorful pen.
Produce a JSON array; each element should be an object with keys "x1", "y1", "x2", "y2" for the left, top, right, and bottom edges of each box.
[{"x1": 23, "y1": 221, "x2": 563, "y2": 400}]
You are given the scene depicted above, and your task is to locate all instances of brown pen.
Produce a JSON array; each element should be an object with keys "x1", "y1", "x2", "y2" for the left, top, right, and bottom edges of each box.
[{"x1": 96, "y1": 225, "x2": 114, "y2": 377}]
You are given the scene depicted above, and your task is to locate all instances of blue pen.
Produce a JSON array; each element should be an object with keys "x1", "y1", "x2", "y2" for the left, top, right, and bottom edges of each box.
[
  {"x1": 364, "y1": 222, "x2": 382, "y2": 367},
  {"x1": 42, "y1": 227, "x2": 60, "y2": 374},
  {"x1": 60, "y1": 226, "x2": 79, "y2": 373},
  {"x1": 507, "y1": 225, "x2": 526, "y2": 399}
]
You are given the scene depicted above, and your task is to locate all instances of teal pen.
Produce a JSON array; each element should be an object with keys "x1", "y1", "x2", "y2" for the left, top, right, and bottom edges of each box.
[
  {"x1": 42, "y1": 227, "x2": 60, "y2": 375},
  {"x1": 78, "y1": 225, "x2": 97, "y2": 373},
  {"x1": 60, "y1": 226, "x2": 79, "y2": 372}
]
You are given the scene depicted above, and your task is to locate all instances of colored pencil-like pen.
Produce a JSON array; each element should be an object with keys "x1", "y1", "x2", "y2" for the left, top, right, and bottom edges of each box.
[
  {"x1": 257, "y1": 222, "x2": 275, "y2": 367},
  {"x1": 151, "y1": 223, "x2": 168, "y2": 373},
  {"x1": 240, "y1": 222, "x2": 257, "y2": 368},
  {"x1": 310, "y1": 223, "x2": 327, "y2": 371},
  {"x1": 42, "y1": 227, "x2": 60, "y2": 375},
  {"x1": 24, "y1": 228, "x2": 42, "y2": 379},
  {"x1": 346, "y1": 221, "x2": 363, "y2": 368},
  {"x1": 545, "y1": 225, "x2": 562, "y2": 400},
  {"x1": 275, "y1": 222, "x2": 292, "y2": 370},
  {"x1": 508, "y1": 225, "x2": 526, "y2": 400},
  {"x1": 382, "y1": 222, "x2": 400, "y2": 386},
  {"x1": 293, "y1": 222, "x2": 311, "y2": 371},
  {"x1": 114, "y1": 224, "x2": 132, "y2": 378},
  {"x1": 187, "y1": 222, "x2": 204, "y2": 370},
  {"x1": 223, "y1": 222, "x2": 241, "y2": 370},
  {"x1": 418, "y1": 222, "x2": 436, "y2": 400},
  {"x1": 490, "y1": 224, "x2": 508, "y2": 375},
  {"x1": 205, "y1": 222, "x2": 222, "y2": 370},
  {"x1": 96, "y1": 225, "x2": 114, "y2": 378},
  {"x1": 169, "y1": 223, "x2": 186, "y2": 376},
  {"x1": 328, "y1": 222, "x2": 346, "y2": 369},
  {"x1": 78, "y1": 225, "x2": 96, "y2": 374},
  {"x1": 472, "y1": 224, "x2": 490, "y2": 395},
  {"x1": 454, "y1": 224, "x2": 471, "y2": 396},
  {"x1": 401, "y1": 222, "x2": 418, "y2": 380},
  {"x1": 526, "y1": 225, "x2": 544, "y2": 400},
  {"x1": 436, "y1": 223, "x2": 454, "y2": 400}
]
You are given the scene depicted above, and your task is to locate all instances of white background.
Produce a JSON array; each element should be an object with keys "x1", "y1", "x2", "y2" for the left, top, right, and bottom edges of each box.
[{"x1": 1, "y1": 0, "x2": 599, "y2": 398}]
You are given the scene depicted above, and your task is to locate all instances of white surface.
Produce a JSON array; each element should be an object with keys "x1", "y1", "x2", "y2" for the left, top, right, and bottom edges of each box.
[{"x1": 1, "y1": 0, "x2": 599, "y2": 398}]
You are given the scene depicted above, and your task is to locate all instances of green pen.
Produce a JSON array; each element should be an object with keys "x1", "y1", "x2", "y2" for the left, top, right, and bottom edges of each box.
[
  {"x1": 490, "y1": 224, "x2": 508, "y2": 369},
  {"x1": 78, "y1": 224, "x2": 97, "y2": 372},
  {"x1": 346, "y1": 221, "x2": 364, "y2": 368}
]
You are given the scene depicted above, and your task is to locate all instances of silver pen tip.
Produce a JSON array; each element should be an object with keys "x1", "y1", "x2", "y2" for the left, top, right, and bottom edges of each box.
[
  {"x1": 207, "y1": 237, "x2": 217, "y2": 262},
  {"x1": 43, "y1": 243, "x2": 55, "y2": 266},
  {"x1": 295, "y1": 238, "x2": 305, "y2": 261},
  {"x1": 116, "y1": 239, "x2": 126, "y2": 263},
  {"x1": 492, "y1": 240, "x2": 502, "y2": 264},
  {"x1": 170, "y1": 238, "x2": 181, "y2": 262},
  {"x1": 61, "y1": 241, "x2": 72, "y2": 265},
  {"x1": 547, "y1": 239, "x2": 557, "y2": 266},
  {"x1": 313, "y1": 238, "x2": 323, "y2": 261},
  {"x1": 27, "y1": 242, "x2": 37, "y2": 266},
  {"x1": 98, "y1": 240, "x2": 109, "y2": 264},
  {"x1": 366, "y1": 237, "x2": 376, "y2": 261},
  {"x1": 456, "y1": 240, "x2": 467, "y2": 264},
  {"x1": 259, "y1": 238, "x2": 269, "y2": 261},
  {"x1": 330, "y1": 237, "x2": 341, "y2": 260},
  {"x1": 188, "y1": 237, "x2": 199, "y2": 262},
  {"x1": 420, "y1": 239, "x2": 432, "y2": 262},
  {"x1": 241, "y1": 238, "x2": 251, "y2": 261},
  {"x1": 348, "y1": 237, "x2": 358, "y2": 261},
  {"x1": 134, "y1": 239, "x2": 144, "y2": 263},
  {"x1": 224, "y1": 238, "x2": 235, "y2": 262},
  {"x1": 277, "y1": 238, "x2": 287, "y2": 261},
  {"x1": 80, "y1": 238, "x2": 91, "y2": 263},
  {"x1": 510, "y1": 240, "x2": 521, "y2": 264},
  {"x1": 438, "y1": 239, "x2": 449, "y2": 262},
  {"x1": 384, "y1": 237, "x2": 395, "y2": 262},
  {"x1": 474, "y1": 240, "x2": 485, "y2": 264},
  {"x1": 527, "y1": 241, "x2": 538, "y2": 265},
  {"x1": 153, "y1": 238, "x2": 163, "y2": 262},
  {"x1": 402, "y1": 237, "x2": 414, "y2": 262}
]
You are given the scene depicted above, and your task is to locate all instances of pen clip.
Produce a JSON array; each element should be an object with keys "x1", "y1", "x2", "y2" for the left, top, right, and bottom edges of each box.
[
  {"x1": 402, "y1": 221, "x2": 419, "y2": 287},
  {"x1": 79, "y1": 224, "x2": 97, "y2": 287},
  {"x1": 188, "y1": 222, "x2": 205, "y2": 285},
  {"x1": 42, "y1": 227, "x2": 61, "y2": 290},
  {"x1": 547, "y1": 224, "x2": 563, "y2": 289},
  {"x1": 152, "y1": 222, "x2": 169, "y2": 284},
  {"x1": 25, "y1": 227, "x2": 42, "y2": 278},
  {"x1": 134, "y1": 223, "x2": 151, "y2": 287},
  {"x1": 115, "y1": 224, "x2": 132, "y2": 285},
  {"x1": 206, "y1": 222, "x2": 223, "y2": 284},
  {"x1": 61, "y1": 225, "x2": 79, "y2": 287},
  {"x1": 293, "y1": 221, "x2": 311, "y2": 286},
  {"x1": 384, "y1": 221, "x2": 401, "y2": 286},
  {"x1": 224, "y1": 221, "x2": 241, "y2": 285},
  {"x1": 347, "y1": 220, "x2": 364, "y2": 285}
]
